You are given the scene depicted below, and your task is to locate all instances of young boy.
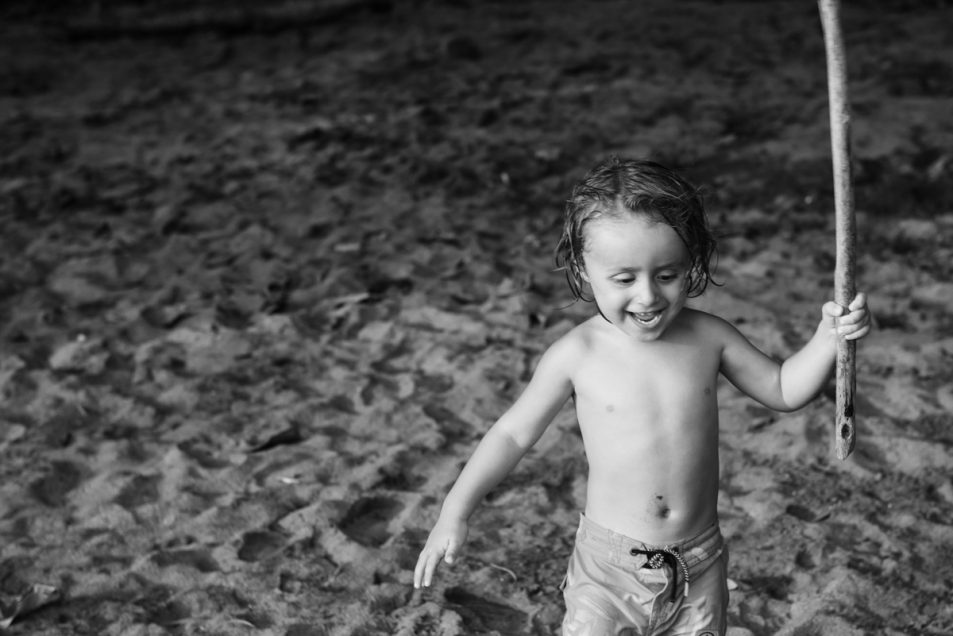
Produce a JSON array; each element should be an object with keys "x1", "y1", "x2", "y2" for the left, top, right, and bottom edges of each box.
[{"x1": 412, "y1": 157, "x2": 871, "y2": 635}]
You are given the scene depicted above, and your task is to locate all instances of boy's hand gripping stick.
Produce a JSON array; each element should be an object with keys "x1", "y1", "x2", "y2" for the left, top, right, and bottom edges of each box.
[{"x1": 819, "y1": 0, "x2": 857, "y2": 460}]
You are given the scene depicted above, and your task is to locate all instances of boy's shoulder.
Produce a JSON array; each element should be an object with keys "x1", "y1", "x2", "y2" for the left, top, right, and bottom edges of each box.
[
  {"x1": 543, "y1": 316, "x2": 604, "y2": 359},
  {"x1": 677, "y1": 307, "x2": 744, "y2": 344},
  {"x1": 679, "y1": 307, "x2": 728, "y2": 328},
  {"x1": 558, "y1": 315, "x2": 608, "y2": 344}
]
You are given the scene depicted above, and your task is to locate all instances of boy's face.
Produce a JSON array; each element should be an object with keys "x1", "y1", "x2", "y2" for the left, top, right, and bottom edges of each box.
[{"x1": 581, "y1": 213, "x2": 691, "y2": 342}]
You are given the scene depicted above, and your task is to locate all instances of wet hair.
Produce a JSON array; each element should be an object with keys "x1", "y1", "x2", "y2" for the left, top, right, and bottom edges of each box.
[{"x1": 555, "y1": 156, "x2": 719, "y2": 302}]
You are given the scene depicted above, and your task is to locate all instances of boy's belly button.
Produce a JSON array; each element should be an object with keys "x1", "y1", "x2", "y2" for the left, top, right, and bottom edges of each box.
[{"x1": 652, "y1": 495, "x2": 671, "y2": 518}]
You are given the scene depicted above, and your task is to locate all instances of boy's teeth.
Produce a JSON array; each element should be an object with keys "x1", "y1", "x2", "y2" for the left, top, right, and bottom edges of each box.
[{"x1": 634, "y1": 311, "x2": 660, "y2": 323}]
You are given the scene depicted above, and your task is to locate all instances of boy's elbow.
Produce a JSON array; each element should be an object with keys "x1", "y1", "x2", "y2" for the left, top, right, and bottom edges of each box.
[
  {"x1": 775, "y1": 387, "x2": 825, "y2": 413},
  {"x1": 486, "y1": 424, "x2": 535, "y2": 455},
  {"x1": 758, "y1": 395, "x2": 800, "y2": 413},
  {"x1": 774, "y1": 402, "x2": 803, "y2": 414}
]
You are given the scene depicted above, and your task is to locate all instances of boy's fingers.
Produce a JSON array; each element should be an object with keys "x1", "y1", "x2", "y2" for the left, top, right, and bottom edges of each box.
[
  {"x1": 840, "y1": 310, "x2": 863, "y2": 326},
  {"x1": 444, "y1": 541, "x2": 458, "y2": 564},
  {"x1": 413, "y1": 552, "x2": 426, "y2": 588},
  {"x1": 415, "y1": 540, "x2": 457, "y2": 588},
  {"x1": 844, "y1": 324, "x2": 871, "y2": 340},
  {"x1": 421, "y1": 552, "x2": 439, "y2": 588},
  {"x1": 415, "y1": 552, "x2": 435, "y2": 588},
  {"x1": 848, "y1": 292, "x2": 867, "y2": 311},
  {"x1": 414, "y1": 546, "x2": 440, "y2": 588},
  {"x1": 824, "y1": 301, "x2": 844, "y2": 318},
  {"x1": 423, "y1": 553, "x2": 437, "y2": 587}
]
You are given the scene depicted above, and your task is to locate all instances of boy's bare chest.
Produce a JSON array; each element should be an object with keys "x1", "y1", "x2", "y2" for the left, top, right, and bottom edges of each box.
[{"x1": 572, "y1": 339, "x2": 721, "y2": 410}]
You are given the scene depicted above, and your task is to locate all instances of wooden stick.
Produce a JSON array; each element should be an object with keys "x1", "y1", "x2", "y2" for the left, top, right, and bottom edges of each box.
[{"x1": 818, "y1": 0, "x2": 857, "y2": 460}]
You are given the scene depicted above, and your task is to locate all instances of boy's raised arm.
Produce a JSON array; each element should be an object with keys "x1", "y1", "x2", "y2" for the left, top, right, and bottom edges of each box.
[
  {"x1": 413, "y1": 337, "x2": 576, "y2": 588},
  {"x1": 778, "y1": 293, "x2": 870, "y2": 407},
  {"x1": 719, "y1": 293, "x2": 870, "y2": 412}
]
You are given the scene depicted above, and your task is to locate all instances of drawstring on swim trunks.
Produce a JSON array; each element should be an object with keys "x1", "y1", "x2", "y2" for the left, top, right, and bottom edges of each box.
[{"x1": 630, "y1": 546, "x2": 691, "y2": 602}]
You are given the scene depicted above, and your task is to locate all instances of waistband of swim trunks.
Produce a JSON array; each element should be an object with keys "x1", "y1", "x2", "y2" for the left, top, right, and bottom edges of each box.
[{"x1": 575, "y1": 514, "x2": 723, "y2": 570}]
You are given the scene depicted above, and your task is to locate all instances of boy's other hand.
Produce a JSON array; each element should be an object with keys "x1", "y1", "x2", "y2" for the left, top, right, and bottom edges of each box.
[
  {"x1": 822, "y1": 292, "x2": 871, "y2": 341},
  {"x1": 413, "y1": 518, "x2": 468, "y2": 589}
]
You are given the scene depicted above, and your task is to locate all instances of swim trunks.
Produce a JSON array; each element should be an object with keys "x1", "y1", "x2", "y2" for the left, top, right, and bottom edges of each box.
[{"x1": 561, "y1": 514, "x2": 728, "y2": 636}]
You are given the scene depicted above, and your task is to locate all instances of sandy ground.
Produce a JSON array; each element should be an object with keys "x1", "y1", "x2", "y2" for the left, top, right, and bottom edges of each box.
[{"x1": 1, "y1": 0, "x2": 952, "y2": 634}]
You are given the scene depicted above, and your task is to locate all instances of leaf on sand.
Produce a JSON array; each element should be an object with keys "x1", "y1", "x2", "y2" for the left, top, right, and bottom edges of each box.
[
  {"x1": 785, "y1": 503, "x2": 830, "y2": 523},
  {"x1": 250, "y1": 425, "x2": 304, "y2": 453}
]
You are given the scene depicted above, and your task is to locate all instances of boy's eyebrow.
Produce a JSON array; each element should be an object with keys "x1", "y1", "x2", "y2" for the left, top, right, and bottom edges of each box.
[{"x1": 608, "y1": 260, "x2": 687, "y2": 273}]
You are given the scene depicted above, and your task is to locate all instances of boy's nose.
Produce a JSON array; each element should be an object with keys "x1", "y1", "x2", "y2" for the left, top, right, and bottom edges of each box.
[{"x1": 633, "y1": 278, "x2": 659, "y2": 305}]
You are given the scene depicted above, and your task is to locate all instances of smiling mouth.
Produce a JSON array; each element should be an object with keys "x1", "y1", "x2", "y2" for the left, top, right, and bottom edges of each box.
[{"x1": 630, "y1": 310, "x2": 663, "y2": 327}]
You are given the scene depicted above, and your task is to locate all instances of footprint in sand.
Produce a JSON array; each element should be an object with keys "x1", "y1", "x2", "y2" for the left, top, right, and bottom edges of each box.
[
  {"x1": 30, "y1": 460, "x2": 84, "y2": 507},
  {"x1": 151, "y1": 548, "x2": 220, "y2": 573},
  {"x1": 113, "y1": 473, "x2": 160, "y2": 509},
  {"x1": 237, "y1": 529, "x2": 288, "y2": 562},
  {"x1": 337, "y1": 496, "x2": 403, "y2": 547}
]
